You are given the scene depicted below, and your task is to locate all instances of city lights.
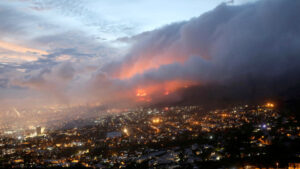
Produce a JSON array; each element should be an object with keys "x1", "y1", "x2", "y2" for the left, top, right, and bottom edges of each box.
[
  {"x1": 152, "y1": 117, "x2": 162, "y2": 124},
  {"x1": 123, "y1": 128, "x2": 129, "y2": 136},
  {"x1": 266, "y1": 102, "x2": 275, "y2": 108},
  {"x1": 0, "y1": 104, "x2": 298, "y2": 168}
]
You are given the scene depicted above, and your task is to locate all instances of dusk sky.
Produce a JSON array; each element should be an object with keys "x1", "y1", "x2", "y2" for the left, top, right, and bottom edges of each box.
[{"x1": 0, "y1": 0, "x2": 299, "y2": 109}]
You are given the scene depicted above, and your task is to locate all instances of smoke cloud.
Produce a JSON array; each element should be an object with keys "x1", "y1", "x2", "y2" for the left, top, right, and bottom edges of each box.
[
  {"x1": 90, "y1": 0, "x2": 300, "y2": 107},
  {"x1": 2, "y1": 0, "x2": 300, "y2": 109}
]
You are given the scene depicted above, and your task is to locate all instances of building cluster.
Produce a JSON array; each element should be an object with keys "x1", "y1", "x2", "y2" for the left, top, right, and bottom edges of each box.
[{"x1": 0, "y1": 103, "x2": 299, "y2": 168}]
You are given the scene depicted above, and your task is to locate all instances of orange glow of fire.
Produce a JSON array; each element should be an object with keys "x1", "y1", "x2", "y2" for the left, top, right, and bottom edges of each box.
[
  {"x1": 135, "y1": 80, "x2": 196, "y2": 99},
  {"x1": 163, "y1": 80, "x2": 195, "y2": 93},
  {"x1": 118, "y1": 54, "x2": 187, "y2": 79},
  {"x1": 136, "y1": 97, "x2": 152, "y2": 102},
  {"x1": 133, "y1": 80, "x2": 198, "y2": 103},
  {"x1": 136, "y1": 89, "x2": 147, "y2": 97}
]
